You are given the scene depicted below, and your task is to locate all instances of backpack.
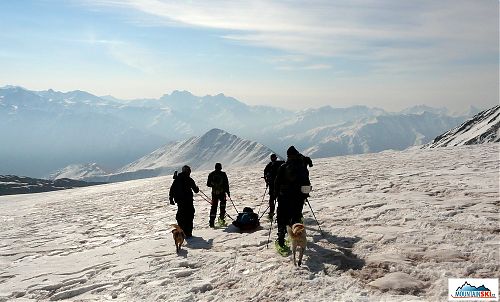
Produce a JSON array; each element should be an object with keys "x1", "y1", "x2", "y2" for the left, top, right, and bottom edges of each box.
[
  {"x1": 284, "y1": 160, "x2": 310, "y2": 187},
  {"x1": 211, "y1": 172, "x2": 225, "y2": 194}
]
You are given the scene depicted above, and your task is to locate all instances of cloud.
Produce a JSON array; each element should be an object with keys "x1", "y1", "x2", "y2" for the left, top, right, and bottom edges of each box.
[
  {"x1": 106, "y1": 43, "x2": 158, "y2": 73},
  {"x1": 276, "y1": 64, "x2": 332, "y2": 71},
  {"x1": 76, "y1": 32, "x2": 161, "y2": 73},
  {"x1": 303, "y1": 64, "x2": 332, "y2": 70},
  {"x1": 82, "y1": 0, "x2": 498, "y2": 73}
]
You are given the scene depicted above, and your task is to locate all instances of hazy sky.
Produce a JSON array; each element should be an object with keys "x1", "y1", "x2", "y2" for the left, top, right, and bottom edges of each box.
[{"x1": 0, "y1": 0, "x2": 498, "y2": 111}]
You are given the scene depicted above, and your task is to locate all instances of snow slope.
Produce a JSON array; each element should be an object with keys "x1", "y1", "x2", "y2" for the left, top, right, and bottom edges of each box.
[
  {"x1": 48, "y1": 163, "x2": 108, "y2": 180},
  {"x1": 423, "y1": 105, "x2": 500, "y2": 148},
  {"x1": 293, "y1": 112, "x2": 465, "y2": 158},
  {"x1": 0, "y1": 143, "x2": 498, "y2": 301}
]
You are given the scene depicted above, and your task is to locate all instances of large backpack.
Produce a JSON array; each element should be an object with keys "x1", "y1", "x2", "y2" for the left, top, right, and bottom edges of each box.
[
  {"x1": 284, "y1": 160, "x2": 310, "y2": 187},
  {"x1": 211, "y1": 172, "x2": 225, "y2": 194}
]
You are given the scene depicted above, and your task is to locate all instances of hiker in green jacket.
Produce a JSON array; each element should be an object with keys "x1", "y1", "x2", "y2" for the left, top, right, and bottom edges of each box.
[{"x1": 207, "y1": 163, "x2": 230, "y2": 227}]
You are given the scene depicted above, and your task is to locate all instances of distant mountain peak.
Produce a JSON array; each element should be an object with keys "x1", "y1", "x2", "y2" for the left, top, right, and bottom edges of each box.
[
  {"x1": 1, "y1": 85, "x2": 28, "y2": 91},
  {"x1": 170, "y1": 90, "x2": 194, "y2": 97},
  {"x1": 106, "y1": 128, "x2": 276, "y2": 182},
  {"x1": 48, "y1": 163, "x2": 108, "y2": 180},
  {"x1": 204, "y1": 128, "x2": 228, "y2": 135},
  {"x1": 400, "y1": 104, "x2": 449, "y2": 116}
]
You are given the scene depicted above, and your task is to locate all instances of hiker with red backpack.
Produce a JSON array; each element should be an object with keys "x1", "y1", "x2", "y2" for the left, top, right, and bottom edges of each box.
[{"x1": 207, "y1": 163, "x2": 230, "y2": 228}]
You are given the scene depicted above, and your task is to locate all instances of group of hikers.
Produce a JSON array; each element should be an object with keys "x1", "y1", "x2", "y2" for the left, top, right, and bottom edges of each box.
[{"x1": 168, "y1": 145, "x2": 313, "y2": 249}]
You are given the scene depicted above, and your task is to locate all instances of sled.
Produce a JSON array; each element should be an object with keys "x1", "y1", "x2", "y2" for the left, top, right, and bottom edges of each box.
[{"x1": 231, "y1": 207, "x2": 260, "y2": 231}]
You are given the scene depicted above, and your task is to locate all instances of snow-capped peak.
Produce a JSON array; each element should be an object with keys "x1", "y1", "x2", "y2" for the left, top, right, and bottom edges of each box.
[
  {"x1": 48, "y1": 163, "x2": 108, "y2": 180},
  {"x1": 109, "y1": 128, "x2": 276, "y2": 182},
  {"x1": 423, "y1": 105, "x2": 500, "y2": 148}
]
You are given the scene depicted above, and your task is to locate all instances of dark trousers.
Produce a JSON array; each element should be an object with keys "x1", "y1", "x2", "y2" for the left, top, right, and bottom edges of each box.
[
  {"x1": 268, "y1": 185, "x2": 277, "y2": 214},
  {"x1": 176, "y1": 205, "x2": 195, "y2": 237},
  {"x1": 276, "y1": 194, "x2": 304, "y2": 244},
  {"x1": 210, "y1": 192, "x2": 227, "y2": 224}
]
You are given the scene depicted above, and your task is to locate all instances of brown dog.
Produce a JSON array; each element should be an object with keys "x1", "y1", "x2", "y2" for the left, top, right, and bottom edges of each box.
[
  {"x1": 287, "y1": 223, "x2": 307, "y2": 266},
  {"x1": 171, "y1": 224, "x2": 186, "y2": 253}
]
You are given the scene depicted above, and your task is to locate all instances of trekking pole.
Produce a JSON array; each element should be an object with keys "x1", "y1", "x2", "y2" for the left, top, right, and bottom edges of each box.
[
  {"x1": 256, "y1": 185, "x2": 268, "y2": 216},
  {"x1": 198, "y1": 190, "x2": 213, "y2": 205},
  {"x1": 305, "y1": 198, "x2": 324, "y2": 236},
  {"x1": 264, "y1": 200, "x2": 278, "y2": 248},
  {"x1": 228, "y1": 195, "x2": 240, "y2": 214},
  {"x1": 266, "y1": 216, "x2": 274, "y2": 249}
]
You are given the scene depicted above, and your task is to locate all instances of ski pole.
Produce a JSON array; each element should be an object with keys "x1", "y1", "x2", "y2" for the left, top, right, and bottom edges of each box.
[
  {"x1": 305, "y1": 198, "x2": 324, "y2": 236},
  {"x1": 256, "y1": 185, "x2": 268, "y2": 216},
  {"x1": 266, "y1": 214, "x2": 274, "y2": 249}
]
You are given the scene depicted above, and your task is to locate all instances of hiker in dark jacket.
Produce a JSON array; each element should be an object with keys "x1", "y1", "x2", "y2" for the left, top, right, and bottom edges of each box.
[
  {"x1": 206, "y1": 163, "x2": 230, "y2": 227},
  {"x1": 263, "y1": 154, "x2": 284, "y2": 219},
  {"x1": 274, "y1": 146, "x2": 311, "y2": 247},
  {"x1": 169, "y1": 165, "x2": 199, "y2": 238}
]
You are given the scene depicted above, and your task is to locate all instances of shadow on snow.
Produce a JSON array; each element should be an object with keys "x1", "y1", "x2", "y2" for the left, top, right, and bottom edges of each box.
[
  {"x1": 305, "y1": 225, "x2": 365, "y2": 273},
  {"x1": 185, "y1": 236, "x2": 214, "y2": 250}
]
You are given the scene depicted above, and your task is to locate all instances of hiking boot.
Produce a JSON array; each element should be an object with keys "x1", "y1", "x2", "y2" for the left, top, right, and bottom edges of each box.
[
  {"x1": 276, "y1": 237, "x2": 285, "y2": 248},
  {"x1": 217, "y1": 217, "x2": 226, "y2": 226}
]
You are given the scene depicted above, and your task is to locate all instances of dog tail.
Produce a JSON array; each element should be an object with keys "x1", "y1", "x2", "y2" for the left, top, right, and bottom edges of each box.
[
  {"x1": 171, "y1": 224, "x2": 186, "y2": 238},
  {"x1": 292, "y1": 224, "x2": 305, "y2": 236}
]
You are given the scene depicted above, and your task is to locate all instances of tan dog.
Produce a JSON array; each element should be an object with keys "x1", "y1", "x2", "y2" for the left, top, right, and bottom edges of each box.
[
  {"x1": 287, "y1": 223, "x2": 307, "y2": 266},
  {"x1": 171, "y1": 224, "x2": 186, "y2": 253}
]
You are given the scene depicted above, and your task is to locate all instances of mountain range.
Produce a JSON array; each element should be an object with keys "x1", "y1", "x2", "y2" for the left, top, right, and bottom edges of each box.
[
  {"x1": 0, "y1": 175, "x2": 104, "y2": 196},
  {"x1": 50, "y1": 128, "x2": 276, "y2": 182},
  {"x1": 0, "y1": 85, "x2": 482, "y2": 178}
]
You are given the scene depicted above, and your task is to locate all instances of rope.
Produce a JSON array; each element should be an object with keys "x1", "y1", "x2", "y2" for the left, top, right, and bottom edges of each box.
[
  {"x1": 228, "y1": 195, "x2": 240, "y2": 214},
  {"x1": 258, "y1": 205, "x2": 270, "y2": 220},
  {"x1": 198, "y1": 190, "x2": 213, "y2": 205}
]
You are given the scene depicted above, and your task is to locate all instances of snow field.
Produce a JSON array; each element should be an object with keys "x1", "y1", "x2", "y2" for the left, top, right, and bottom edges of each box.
[{"x1": 0, "y1": 143, "x2": 498, "y2": 301}]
